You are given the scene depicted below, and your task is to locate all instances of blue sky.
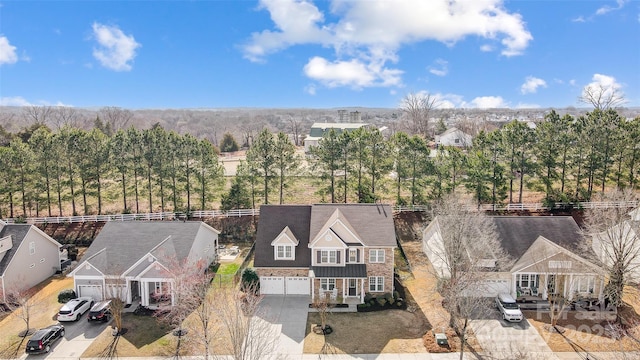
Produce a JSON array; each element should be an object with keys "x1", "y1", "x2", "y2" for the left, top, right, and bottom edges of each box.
[{"x1": 0, "y1": 0, "x2": 638, "y2": 109}]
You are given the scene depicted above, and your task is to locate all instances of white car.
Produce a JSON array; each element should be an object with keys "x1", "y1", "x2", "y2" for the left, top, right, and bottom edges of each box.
[
  {"x1": 495, "y1": 293, "x2": 523, "y2": 322},
  {"x1": 57, "y1": 297, "x2": 94, "y2": 322}
]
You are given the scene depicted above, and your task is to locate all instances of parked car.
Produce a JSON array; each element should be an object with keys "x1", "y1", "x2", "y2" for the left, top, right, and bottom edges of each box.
[
  {"x1": 87, "y1": 300, "x2": 112, "y2": 323},
  {"x1": 25, "y1": 324, "x2": 65, "y2": 354},
  {"x1": 495, "y1": 293, "x2": 523, "y2": 322},
  {"x1": 57, "y1": 297, "x2": 93, "y2": 322}
]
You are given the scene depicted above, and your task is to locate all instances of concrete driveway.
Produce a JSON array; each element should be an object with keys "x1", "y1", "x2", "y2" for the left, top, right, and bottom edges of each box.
[
  {"x1": 20, "y1": 317, "x2": 109, "y2": 359},
  {"x1": 471, "y1": 308, "x2": 558, "y2": 359},
  {"x1": 256, "y1": 295, "x2": 310, "y2": 357}
]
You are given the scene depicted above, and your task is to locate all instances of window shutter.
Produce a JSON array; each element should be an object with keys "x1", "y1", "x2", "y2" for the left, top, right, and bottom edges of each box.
[
  {"x1": 356, "y1": 249, "x2": 360, "y2": 262},
  {"x1": 317, "y1": 251, "x2": 321, "y2": 264},
  {"x1": 345, "y1": 250, "x2": 349, "y2": 263},
  {"x1": 337, "y1": 250, "x2": 341, "y2": 264}
]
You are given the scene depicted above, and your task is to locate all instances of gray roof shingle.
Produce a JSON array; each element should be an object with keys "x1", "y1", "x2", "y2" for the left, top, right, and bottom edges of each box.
[
  {"x1": 0, "y1": 224, "x2": 32, "y2": 276},
  {"x1": 492, "y1": 216, "x2": 584, "y2": 259},
  {"x1": 80, "y1": 221, "x2": 203, "y2": 275},
  {"x1": 254, "y1": 205, "x2": 312, "y2": 268}
]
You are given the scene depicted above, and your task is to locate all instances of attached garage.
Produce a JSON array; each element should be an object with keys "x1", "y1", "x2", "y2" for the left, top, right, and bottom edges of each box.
[
  {"x1": 78, "y1": 285, "x2": 103, "y2": 301},
  {"x1": 285, "y1": 277, "x2": 310, "y2": 295},
  {"x1": 259, "y1": 276, "x2": 284, "y2": 295}
]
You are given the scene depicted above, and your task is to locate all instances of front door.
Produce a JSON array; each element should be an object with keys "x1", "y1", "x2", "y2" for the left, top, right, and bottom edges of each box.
[{"x1": 348, "y1": 279, "x2": 357, "y2": 296}]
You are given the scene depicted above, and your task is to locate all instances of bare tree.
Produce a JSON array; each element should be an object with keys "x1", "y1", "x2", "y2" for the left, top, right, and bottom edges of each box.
[
  {"x1": 424, "y1": 195, "x2": 510, "y2": 360},
  {"x1": 99, "y1": 107, "x2": 134, "y2": 132},
  {"x1": 22, "y1": 105, "x2": 53, "y2": 127},
  {"x1": 1, "y1": 284, "x2": 44, "y2": 337},
  {"x1": 582, "y1": 190, "x2": 640, "y2": 315},
  {"x1": 211, "y1": 283, "x2": 279, "y2": 360},
  {"x1": 52, "y1": 107, "x2": 84, "y2": 130},
  {"x1": 288, "y1": 116, "x2": 303, "y2": 146},
  {"x1": 399, "y1": 92, "x2": 439, "y2": 139},
  {"x1": 579, "y1": 82, "x2": 626, "y2": 110}
]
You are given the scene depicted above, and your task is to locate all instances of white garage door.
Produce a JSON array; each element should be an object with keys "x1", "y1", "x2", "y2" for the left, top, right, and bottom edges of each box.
[
  {"x1": 78, "y1": 285, "x2": 103, "y2": 301},
  {"x1": 285, "y1": 277, "x2": 310, "y2": 295},
  {"x1": 260, "y1": 277, "x2": 284, "y2": 295},
  {"x1": 480, "y1": 279, "x2": 511, "y2": 298}
]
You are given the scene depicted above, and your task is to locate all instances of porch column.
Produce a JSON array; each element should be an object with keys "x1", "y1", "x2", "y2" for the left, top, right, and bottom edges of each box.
[
  {"x1": 360, "y1": 278, "x2": 364, "y2": 303},
  {"x1": 311, "y1": 278, "x2": 315, "y2": 300},
  {"x1": 171, "y1": 280, "x2": 176, "y2": 306}
]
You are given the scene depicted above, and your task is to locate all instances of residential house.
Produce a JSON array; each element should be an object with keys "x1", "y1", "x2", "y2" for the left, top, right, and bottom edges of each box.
[
  {"x1": 0, "y1": 220, "x2": 62, "y2": 303},
  {"x1": 68, "y1": 221, "x2": 219, "y2": 308},
  {"x1": 304, "y1": 123, "x2": 369, "y2": 153},
  {"x1": 254, "y1": 204, "x2": 396, "y2": 303},
  {"x1": 423, "y1": 216, "x2": 604, "y2": 301},
  {"x1": 591, "y1": 207, "x2": 640, "y2": 282},
  {"x1": 434, "y1": 127, "x2": 473, "y2": 148}
]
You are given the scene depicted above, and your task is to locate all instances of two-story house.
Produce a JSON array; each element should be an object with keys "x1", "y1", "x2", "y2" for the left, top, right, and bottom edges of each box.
[{"x1": 254, "y1": 204, "x2": 396, "y2": 304}]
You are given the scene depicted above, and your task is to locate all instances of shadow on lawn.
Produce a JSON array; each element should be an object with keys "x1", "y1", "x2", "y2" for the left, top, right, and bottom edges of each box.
[{"x1": 119, "y1": 313, "x2": 172, "y2": 349}]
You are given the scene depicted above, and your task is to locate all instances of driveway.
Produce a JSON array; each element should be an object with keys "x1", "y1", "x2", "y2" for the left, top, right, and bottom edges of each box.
[
  {"x1": 20, "y1": 317, "x2": 109, "y2": 359},
  {"x1": 471, "y1": 309, "x2": 558, "y2": 359},
  {"x1": 256, "y1": 295, "x2": 310, "y2": 357}
]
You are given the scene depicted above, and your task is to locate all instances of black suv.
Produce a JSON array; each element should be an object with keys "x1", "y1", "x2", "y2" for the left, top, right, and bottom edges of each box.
[
  {"x1": 25, "y1": 324, "x2": 65, "y2": 354},
  {"x1": 87, "y1": 300, "x2": 112, "y2": 322}
]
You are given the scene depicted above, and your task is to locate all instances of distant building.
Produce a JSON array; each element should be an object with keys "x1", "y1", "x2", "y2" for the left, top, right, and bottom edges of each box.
[
  {"x1": 304, "y1": 122, "x2": 369, "y2": 153},
  {"x1": 434, "y1": 127, "x2": 473, "y2": 148}
]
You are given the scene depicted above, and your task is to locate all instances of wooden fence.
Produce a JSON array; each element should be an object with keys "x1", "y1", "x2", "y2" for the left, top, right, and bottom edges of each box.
[{"x1": 3, "y1": 201, "x2": 637, "y2": 224}]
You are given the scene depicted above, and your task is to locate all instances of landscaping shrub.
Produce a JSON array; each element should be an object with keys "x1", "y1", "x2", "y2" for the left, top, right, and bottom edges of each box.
[
  {"x1": 377, "y1": 297, "x2": 387, "y2": 306},
  {"x1": 241, "y1": 268, "x2": 260, "y2": 292},
  {"x1": 58, "y1": 289, "x2": 76, "y2": 303}
]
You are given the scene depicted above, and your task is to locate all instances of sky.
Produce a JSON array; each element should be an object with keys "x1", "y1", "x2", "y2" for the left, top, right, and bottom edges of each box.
[{"x1": 0, "y1": 0, "x2": 639, "y2": 110}]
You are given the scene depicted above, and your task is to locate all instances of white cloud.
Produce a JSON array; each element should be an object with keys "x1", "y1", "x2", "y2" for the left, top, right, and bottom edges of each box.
[
  {"x1": 470, "y1": 96, "x2": 508, "y2": 108},
  {"x1": 92, "y1": 22, "x2": 141, "y2": 71},
  {"x1": 304, "y1": 83, "x2": 317, "y2": 95},
  {"x1": 581, "y1": 73, "x2": 625, "y2": 104},
  {"x1": 244, "y1": 0, "x2": 532, "y2": 88},
  {"x1": 0, "y1": 96, "x2": 31, "y2": 106},
  {"x1": 596, "y1": 0, "x2": 627, "y2": 15},
  {"x1": 520, "y1": 76, "x2": 547, "y2": 94},
  {"x1": 428, "y1": 59, "x2": 448, "y2": 77},
  {"x1": 569, "y1": 79, "x2": 577, "y2": 86},
  {"x1": 0, "y1": 36, "x2": 18, "y2": 65},
  {"x1": 303, "y1": 56, "x2": 403, "y2": 88},
  {"x1": 480, "y1": 44, "x2": 493, "y2": 52}
]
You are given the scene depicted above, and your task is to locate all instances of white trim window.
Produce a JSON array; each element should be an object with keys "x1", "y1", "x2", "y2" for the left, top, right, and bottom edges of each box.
[
  {"x1": 320, "y1": 278, "x2": 336, "y2": 291},
  {"x1": 369, "y1": 249, "x2": 385, "y2": 263},
  {"x1": 349, "y1": 249, "x2": 358, "y2": 263},
  {"x1": 574, "y1": 276, "x2": 595, "y2": 294},
  {"x1": 369, "y1": 276, "x2": 384, "y2": 292},
  {"x1": 320, "y1": 250, "x2": 337, "y2": 264},
  {"x1": 275, "y1": 245, "x2": 293, "y2": 260}
]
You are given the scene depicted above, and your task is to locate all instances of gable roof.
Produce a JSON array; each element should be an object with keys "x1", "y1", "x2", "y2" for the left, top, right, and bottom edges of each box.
[
  {"x1": 254, "y1": 205, "x2": 312, "y2": 268},
  {"x1": 492, "y1": 216, "x2": 585, "y2": 260},
  {"x1": 511, "y1": 235, "x2": 599, "y2": 273},
  {"x1": 79, "y1": 221, "x2": 206, "y2": 276},
  {"x1": 309, "y1": 204, "x2": 395, "y2": 247},
  {"x1": 0, "y1": 224, "x2": 61, "y2": 276}
]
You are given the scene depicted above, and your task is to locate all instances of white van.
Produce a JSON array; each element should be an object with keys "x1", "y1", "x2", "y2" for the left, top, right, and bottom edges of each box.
[{"x1": 495, "y1": 293, "x2": 523, "y2": 322}]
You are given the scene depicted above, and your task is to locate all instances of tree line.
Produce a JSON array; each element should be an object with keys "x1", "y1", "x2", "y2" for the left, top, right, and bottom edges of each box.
[
  {"x1": 227, "y1": 108, "x2": 639, "y2": 208},
  {"x1": 0, "y1": 124, "x2": 223, "y2": 218},
  {"x1": 1, "y1": 108, "x2": 638, "y2": 218}
]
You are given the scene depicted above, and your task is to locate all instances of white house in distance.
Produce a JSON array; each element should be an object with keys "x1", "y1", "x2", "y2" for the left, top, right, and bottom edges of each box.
[
  {"x1": 68, "y1": 221, "x2": 219, "y2": 308},
  {"x1": 591, "y1": 207, "x2": 640, "y2": 282},
  {"x1": 434, "y1": 127, "x2": 473, "y2": 148},
  {"x1": 423, "y1": 216, "x2": 604, "y2": 301},
  {"x1": 0, "y1": 220, "x2": 62, "y2": 302},
  {"x1": 304, "y1": 123, "x2": 369, "y2": 153}
]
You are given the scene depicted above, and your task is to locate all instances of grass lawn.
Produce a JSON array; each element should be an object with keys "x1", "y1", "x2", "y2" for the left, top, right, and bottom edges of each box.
[
  {"x1": 81, "y1": 313, "x2": 175, "y2": 357},
  {"x1": 303, "y1": 310, "x2": 429, "y2": 354},
  {"x1": 0, "y1": 275, "x2": 74, "y2": 358}
]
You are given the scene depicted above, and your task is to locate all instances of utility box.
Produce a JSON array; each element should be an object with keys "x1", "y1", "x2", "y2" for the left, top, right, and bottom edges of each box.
[{"x1": 434, "y1": 333, "x2": 448, "y2": 346}]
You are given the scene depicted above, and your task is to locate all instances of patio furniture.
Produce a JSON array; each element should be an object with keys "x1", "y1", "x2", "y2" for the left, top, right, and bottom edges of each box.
[{"x1": 530, "y1": 286, "x2": 538, "y2": 296}]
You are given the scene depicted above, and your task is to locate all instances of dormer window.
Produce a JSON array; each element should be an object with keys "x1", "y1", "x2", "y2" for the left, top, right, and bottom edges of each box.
[{"x1": 275, "y1": 245, "x2": 294, "y2": 260}]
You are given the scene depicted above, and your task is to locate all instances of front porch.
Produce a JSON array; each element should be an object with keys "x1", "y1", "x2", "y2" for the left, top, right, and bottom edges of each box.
[
  {"x1": 513, "y1": 272, "x2": 603, "y2": 304},
  {"x1": 310, "y1": 264, "x2": 367, "y2": 304}
]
